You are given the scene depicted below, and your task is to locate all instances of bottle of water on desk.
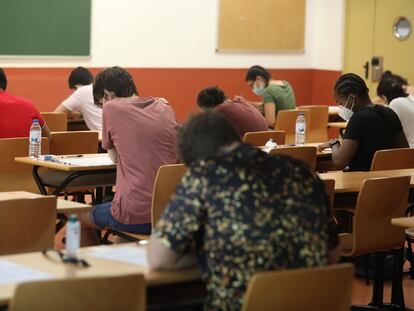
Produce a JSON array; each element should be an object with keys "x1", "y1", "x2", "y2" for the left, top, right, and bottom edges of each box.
[
  {"x1": 295, "y1": 112, "x2": 306, "y2": 146},
  {"x1": 29, "y1": 119, "x2": 42, "y2": 158},
  {"x1": 66, "y1": 214, "x2": 80, "y2": 260}
]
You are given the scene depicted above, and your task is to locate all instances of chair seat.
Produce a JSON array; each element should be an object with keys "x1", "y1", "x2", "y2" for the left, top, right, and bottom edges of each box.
[
  {"x1": 40, "y1": 170, "x2": 116, "y2": 190},
  {"x1": 406, "y1": 228, "x2": 414, "y2": 239},
  {"x1": 339, "y1": 233, "x2": 354, "y2": 256}
]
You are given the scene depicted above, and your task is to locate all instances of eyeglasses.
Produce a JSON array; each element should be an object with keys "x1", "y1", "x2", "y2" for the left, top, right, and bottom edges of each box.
[{"x1": 42, "y1": 249, "x2": 90, "y2": 268}]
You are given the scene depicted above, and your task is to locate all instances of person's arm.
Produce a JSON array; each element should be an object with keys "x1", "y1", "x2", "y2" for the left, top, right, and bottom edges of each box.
[
  {"x1": 263, "y1": 102, "x2": 276, "y2": 128},
  {"x1": 394, "y1": 131, "x2": 409, "y2": 148},
  {"x1": 107, "y1": 147, "x2": 118, "y2": 163},
  {"x1": 54, "y1": 103, "x2": 82, "y2": 119},
  {"x1": 317, "y1": 139, "x2": 359, "y2": 170},
  {"x1": 41, "y1": 124, "x2": 51, "y2": 138}
]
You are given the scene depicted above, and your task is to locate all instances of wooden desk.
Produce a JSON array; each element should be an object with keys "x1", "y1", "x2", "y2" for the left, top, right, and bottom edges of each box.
[
  {"x1": 327, "y1": 122, "x2": 348, "y2": 129},
  {"x1": 67, "y1": 118, "x2": 89, "y2": 131},
  {"x1": 0, "y1": 243, "x2": 202, "y2": 307},
  {"x1": 391, "y1": 217, "x2": 414, "y2": 228},
  {"x1": 0, "y1": 191, "x2": 91, "y2": 213}
]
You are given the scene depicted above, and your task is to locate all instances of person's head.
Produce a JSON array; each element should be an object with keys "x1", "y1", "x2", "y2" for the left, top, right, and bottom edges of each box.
[
  {"x1": 334, "y1": 73, "x2": 370, "y2": 121},
  {"x1": 381, "y1": 70, "x2": 408, "y2": 87},
  {"x1": 93, "y1": 66, "x2": 138, "y2": 107},
  {"x1": 0, "y1": 68, "x2": 7, "y2": 91},
  {"x1": 177, "y1": 111, "x2": 241, "y2": 166},
  {"x1": 68, "y1": 67, "x2": 93, "y2": 90},
  {"x1": 245, "y1": 65, "x2": 271, "y2": 96},
  {"x1": 197, "y1": 86, "x2": 226, "y2": 110},
  {"x1": 377, "y1": 78, "x2": 408, "y2": 104}
]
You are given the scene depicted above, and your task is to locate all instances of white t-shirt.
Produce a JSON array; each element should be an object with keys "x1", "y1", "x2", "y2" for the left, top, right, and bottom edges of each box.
[
  {"x1": 61, "y1": 84, "x2": 102, "y2": 131},
  {"x1": 389, "y1": 95, "x2": 414, "y2": 147}
]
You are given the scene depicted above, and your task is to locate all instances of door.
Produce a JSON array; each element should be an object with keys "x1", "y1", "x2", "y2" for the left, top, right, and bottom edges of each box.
[{"x1": 343, "y1": 0, "x2": 414, "y2": 97}]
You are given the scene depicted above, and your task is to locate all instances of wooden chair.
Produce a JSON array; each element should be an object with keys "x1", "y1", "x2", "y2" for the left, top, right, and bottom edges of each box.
[
  {"x1": 41, "y1": 112, "x2": 67, "y2": 132},
  {"x1": 106, "y1": 164, "x2": 187, "y2": 241},
  {"x1": 49, "y1": 131, "x2": 99, "y2": 155},
  {"x1": 0, "y1": 196, "x2": 56, "y2": 255},
  {"x1": 300, "y1": 105, "x2": 329, "y2": 142},
  {"x1": 241, "y1": 264, "x2": 353, "y2": 311},
  {"x1": 269, "y1": 146, "x2": 317, "y2": 171},
  {"x1": 9, "y1": 274, "x2": 145, "y2": 311},
  {"x1": 339, "y1": 176, "x2": 410, "y2": 310},
  {"x1": 0, "y1": 137, "x2": 49, "y2": 193},
  {"x1": 243, "y1": 130, "x2": 285, "y2": 146},
  {"x1": 274, "y1": 109, "x2": 310, "y2": 144},
  {"x1": 370, "y1": 148, "x2": 414, "y2": 171}
]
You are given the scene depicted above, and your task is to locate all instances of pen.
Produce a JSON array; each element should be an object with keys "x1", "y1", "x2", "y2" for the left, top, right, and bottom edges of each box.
[{"x1": 61, "y1": 154, "x2": 83, "y2": 158}]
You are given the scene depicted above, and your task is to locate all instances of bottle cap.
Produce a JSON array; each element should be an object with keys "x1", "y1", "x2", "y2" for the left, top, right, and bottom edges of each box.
[
  {"x1": 68, "y1": 214, "x2": 78, "y2": 222},
  {"x1": 299, "y1": 112, "x2": 304, "y2": 116},
  {"x1": 32, "y1": 119, "x2": 39, "y2": 123}
]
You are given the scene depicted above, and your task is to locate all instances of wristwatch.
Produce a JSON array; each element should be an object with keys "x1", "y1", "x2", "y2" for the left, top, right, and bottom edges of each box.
[{"x1": 329, "y1": 139, "x2": 340, "y2": 148}]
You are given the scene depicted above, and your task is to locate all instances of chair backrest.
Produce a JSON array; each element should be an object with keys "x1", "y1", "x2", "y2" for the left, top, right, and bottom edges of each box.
[
  {"x1": 269, "y1": 146, "x2": 317, "y2": 171},
  {"x1": 151, "y1": 164, "x2": 187, "y2": 224},
  {"x1": 300, "y1": 105, "x2": 328, "y2": 142},
  {"x1": 241, "y1": 263, "x2": 354, "y2": 311},
  {"x1": 50, "y1": 131, "x2": 99, "y2": 155},
  {"x1": 243, "y1": 130, "x2": 285, "y2": 146},
  {"x1": 352, "y1": 176, "x2": 410, "y2": 255},
  {"x1": 0, "y1": 137, "x2": 49, "y2": 192},
  {"x1": 322, "y1": 179, "x2": 335, "y2": 212},
  {"x1": 370, "y1": 148, "x2": 414, "y2": 171},
  {"x1": 0, "y1": 196, "x2": 56, "y2": 255},
  {"x1": 10, "y1": 274, "x2": 145, "y2": 311},
  {"x1": 274, "y1": 109, "x2": 311, "y2": 144},
  {"x1": 41, "y1": 112, "x2": 67, "y2": 132}
]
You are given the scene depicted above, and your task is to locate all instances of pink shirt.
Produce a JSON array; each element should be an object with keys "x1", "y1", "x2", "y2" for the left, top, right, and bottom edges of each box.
[
  {"x1": 102, "y1": 97, "x2": 179, "y2": 225},
  {"x1": 214, "y1": 101, "x2": 268, "y2": 137}
]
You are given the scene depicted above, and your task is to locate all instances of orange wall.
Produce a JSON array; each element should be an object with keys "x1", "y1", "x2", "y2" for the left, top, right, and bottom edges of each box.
[{"x1": 4, "y1": 68, "x2": 340, "y2": 122}]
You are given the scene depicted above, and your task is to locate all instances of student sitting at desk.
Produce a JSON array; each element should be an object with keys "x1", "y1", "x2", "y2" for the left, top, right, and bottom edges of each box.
[
  {"x1": 0, "y1": 68, "x2": 50, "y2": 138},
  {"x1": 318, "y1": 73, "x2": 408, "y2": 171},
  {"x1": 148, "y1": 111, "x2": 339, "y2": 311},
  {"x1": 54, "y1": 67, "x2": 102, "y2": 131},
  {"x1": 197, "y1": 86, "x2": 267, "y2": 137},
  {"x1": 79, "y1": 66, "x2": 179, "y2": 240}
]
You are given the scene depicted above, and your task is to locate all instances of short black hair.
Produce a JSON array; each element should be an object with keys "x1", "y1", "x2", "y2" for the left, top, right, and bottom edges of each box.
[
  {"x1": 177, "y1": 111, "x2": 241, "y2": 166},
  {"x1": 68, "y1": 67, "x2": 93, "y2": 89},
  {"x1": 377, "y1": 77, "x2": 408, "y2": 103},
  {"x1": 0, "y1": 68, "x2": 7, "y2": 90},
  {"x1": 245, "y1": 65, "x2": 271, "y2": 83},
  {"x1": 334, "y1": 73, "x2": 370, "y2": 99},
  {"x1": 93, "y1": 66, "x2": 138, "y2": 106},
  {"x1": 197, "y1": 86, "x2": 226, "y2": 109},
  {"x1": 382, "y1": 70, "x2": 408, "y2": 86}
]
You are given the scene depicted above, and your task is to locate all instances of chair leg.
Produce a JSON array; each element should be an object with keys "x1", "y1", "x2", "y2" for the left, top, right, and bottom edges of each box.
[
  {"x1": 390, "y1": 248, "x2": 405, "y2": 309},
  {"x1": 407, "y1": 238, "x2": 414, "y2": 279},
  {"x1": 370, "y1": 252, "x2": 385, "y2": 307}
]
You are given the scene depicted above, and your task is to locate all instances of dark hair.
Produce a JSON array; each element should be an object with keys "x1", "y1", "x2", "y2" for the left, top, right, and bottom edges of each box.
[
  {"x1": 93, "y1": 66, "x2": 138, "y2": 106},
  {"x1": 177, "y1": 111, "x2": 241, "y2": 165},
  {"x1": 334, "y1": 73, "x2": 370, "y2": 99},
  {"x1": 377, "y1": 77, "x2": 408, "y2": 102},
  {"x1": 245, "y1": 65, "x2": 271, "y2": 84},
  {"x1": 68, "y1": 67, "x2": 93, "y2": 89},
  {"x1": 381, "y1": 70, "x2": 408, "y2": 86},
  {"x1": 0, "y1": 68, "x2": 7, "y2": 90},
  {"x1": 197, "y1": 86, "x2": 226, "y2": 109}
]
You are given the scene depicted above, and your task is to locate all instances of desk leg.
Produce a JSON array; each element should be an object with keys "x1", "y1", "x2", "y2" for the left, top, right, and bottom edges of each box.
[{"x1": 32, "y1": 166, "x2": 48, "y2": 195}]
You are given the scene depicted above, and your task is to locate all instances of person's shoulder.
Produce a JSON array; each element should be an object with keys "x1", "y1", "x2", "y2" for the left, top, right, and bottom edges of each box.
[
  {"x1": 76, "y1": 84, "x2": 93, "y2": 94},
  {"x1": 390, "y1": 96, "x2": 411, "y2": 107}
]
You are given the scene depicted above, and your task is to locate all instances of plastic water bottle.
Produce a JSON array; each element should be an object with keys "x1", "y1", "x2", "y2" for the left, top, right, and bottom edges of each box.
[
  {"x1": 295, "y1": 112, "x2": 306, "y2": 146},
  {"x1": 29, "y1": 119, "x2": 42, "y2": 158},
  {"x1": 66, "y1": 214, "x2": 80, "y2": 259}
]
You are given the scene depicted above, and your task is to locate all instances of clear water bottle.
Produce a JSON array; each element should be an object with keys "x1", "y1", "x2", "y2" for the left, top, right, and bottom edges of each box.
[
  {"x1": 66, "y1": 214, "x2": 80, "y2": 259},
  {"x1": 295, "y1": 112, "x2": 306, "y2": 146},
  {"x1": 29, "y1": 119, "x2": 42, "y2": 158}
]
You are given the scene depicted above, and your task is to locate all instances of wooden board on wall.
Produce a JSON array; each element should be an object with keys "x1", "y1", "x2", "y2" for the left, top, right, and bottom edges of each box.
[{"x1": 217, "y1": 0, "x2": 306, "y2": 52}]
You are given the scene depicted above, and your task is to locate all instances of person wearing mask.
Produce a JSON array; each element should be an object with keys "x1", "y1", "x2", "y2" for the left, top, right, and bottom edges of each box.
[
  {"x1": 147, "y1": 111, "x2": 339, "y2": 311},
  {"x1": 0, "y1": 68, "x2": 50, "y2": 138},
  {"x1": 377, "y1": 77, "x2": 414, "y2": 147},
  {"x1": 197, "y1": 86, "x2": 267, "y2": 137},
  {"x1": 54, "y1": 67, "x2": 102, "y2": 131},
  {"x1": 235, "y1": 65, "x2": 296, "y2": 129},
  {"x1": 318, "y1": 73, "x2": 408, "y2": 171},
  {"x1": 372, "y1": 70, "x2": 414, "y2": 105}
]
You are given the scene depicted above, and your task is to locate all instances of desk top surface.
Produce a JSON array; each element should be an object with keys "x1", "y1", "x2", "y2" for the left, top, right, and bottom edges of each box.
[
  {"x1": 0, "y1": 243, "x2": 200, "y2": 305},
  {"x1": 15, "y1": 154, "x2": 116, "y2": 172},
  {"x1": 391, "y1": 217, "x2": 414, "y2": 228}
]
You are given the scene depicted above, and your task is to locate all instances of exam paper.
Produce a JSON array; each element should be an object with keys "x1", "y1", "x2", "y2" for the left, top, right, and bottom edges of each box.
[
  {"x1": 86, "y1": 246, "x2": 148, "y2": 267},
  {"x1": 59, "y1": 156, "x2": 114, "y2": 166},
  {"x1": 0, "y1": 260, "x2": 54, "y2": 285}
]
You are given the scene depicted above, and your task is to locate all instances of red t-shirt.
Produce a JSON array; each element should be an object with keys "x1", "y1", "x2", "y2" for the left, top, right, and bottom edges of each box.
[
  {"x1": 102, "y1": 97, "x2": 179, "y2": 225},
  {"x1": 0, "y1": 91, "x2": 45, "y2": 138},
  {"x1": 214, "y1": 101, "x2": 268, "y2": 137}
]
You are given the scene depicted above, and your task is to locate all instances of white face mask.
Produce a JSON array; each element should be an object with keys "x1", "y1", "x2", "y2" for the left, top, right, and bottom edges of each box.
[
  {"x1": 252, "y1": 82, "x2": 265, "y2": 96},
  {"x1": 338, "y1": 96, "x2": 355, "y2": 121}
]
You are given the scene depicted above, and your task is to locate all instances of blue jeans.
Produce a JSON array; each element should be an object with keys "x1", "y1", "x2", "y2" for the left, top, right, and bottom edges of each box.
[{"x1": 91, "y1": 201, "x2": 151, "y2": 234}]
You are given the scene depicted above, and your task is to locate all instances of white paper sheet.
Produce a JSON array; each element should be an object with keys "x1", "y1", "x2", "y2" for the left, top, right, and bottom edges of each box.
[
  {"x1": 0, "y1": 259, "x2": 54, "y2": 285},
  {"x1": 86, "y1": 246, "x2": 148, "y2": 267},
  {"x1": 58, "y1": 156, "x2": 114, "y2": 166}
]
